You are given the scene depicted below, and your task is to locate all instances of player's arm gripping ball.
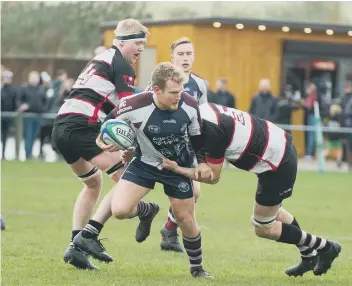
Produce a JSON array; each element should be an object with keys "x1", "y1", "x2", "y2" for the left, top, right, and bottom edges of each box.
[{"x1": 96, "y1": 133, "x2": 120, "y2": 152}]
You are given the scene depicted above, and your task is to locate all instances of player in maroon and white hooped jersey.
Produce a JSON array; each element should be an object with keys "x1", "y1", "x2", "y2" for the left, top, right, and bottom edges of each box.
[
  {"x1": 163, "y1": 103, "x2": 341, "y2": 277},
  {"x1": 51, "y1": 19, "x2": 150, "y2": 270}
]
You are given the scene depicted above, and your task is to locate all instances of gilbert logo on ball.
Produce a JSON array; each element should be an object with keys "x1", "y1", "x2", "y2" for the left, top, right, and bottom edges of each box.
[{"x1": 101, "y1": 119, "x2": 136, "y2": 150}]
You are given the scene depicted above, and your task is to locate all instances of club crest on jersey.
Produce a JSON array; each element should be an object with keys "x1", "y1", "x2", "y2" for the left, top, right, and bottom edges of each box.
[
  {"x1": 148, "y1": 125, "x2": 160, "y2": 134},
  {"x1": 178, "y1": 181, "x2": 190, "y2": 193}
]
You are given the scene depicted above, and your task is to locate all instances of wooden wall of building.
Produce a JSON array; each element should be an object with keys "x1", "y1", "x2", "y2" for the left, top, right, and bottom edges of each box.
[
  {"x1": 103, "y1": 24, "x2": 351, "y2": 156},
  {"x1": 104, "y1": 24, "x2": 351, "y2": 109}
]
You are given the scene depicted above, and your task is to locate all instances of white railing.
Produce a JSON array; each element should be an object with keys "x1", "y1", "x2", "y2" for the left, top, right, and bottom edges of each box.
[{"x1": 1, "y1": 111, "x2": 351, "y2": 172}]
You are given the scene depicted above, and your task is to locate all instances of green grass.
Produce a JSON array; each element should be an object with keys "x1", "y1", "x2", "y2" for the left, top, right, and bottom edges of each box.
[{"x1": 1, "y1": 161, "x2": 352, "y2": 286}]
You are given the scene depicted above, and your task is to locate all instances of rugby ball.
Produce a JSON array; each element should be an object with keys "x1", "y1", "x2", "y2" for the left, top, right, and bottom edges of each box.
[{"x1": 101, "y1": 119, "x2": 136, "y2": 150}]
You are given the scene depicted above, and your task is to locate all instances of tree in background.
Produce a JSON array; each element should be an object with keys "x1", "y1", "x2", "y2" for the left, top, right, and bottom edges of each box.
[
  {"x1": 154, "y1": 2, "x2": 350, "y2": 25},
  {"x1": 1, "y1": 2, "x2": 152, "y2": 57}
]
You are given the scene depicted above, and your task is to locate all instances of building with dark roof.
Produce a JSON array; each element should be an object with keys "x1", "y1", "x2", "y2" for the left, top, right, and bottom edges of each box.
[{"x1": 102, "y1": 17, "x2": 352, "y2": 156}]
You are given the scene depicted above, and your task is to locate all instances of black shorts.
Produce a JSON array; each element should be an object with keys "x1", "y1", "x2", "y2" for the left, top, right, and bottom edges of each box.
[
  {"x1": 255, "y1": 144, "x2": 298, "y2": 206},
  {"x1": 121, "y1": 158, "x2": 194, "y2": 199},
  {"x1": 52, "y1": 115, "x2": 103, "y2": 164}
]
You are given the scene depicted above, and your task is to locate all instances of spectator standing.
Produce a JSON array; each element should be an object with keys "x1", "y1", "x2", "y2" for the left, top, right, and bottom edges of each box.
[
  {"x1": 275, "y1": 84, "x2": 303, "y2": 131},
  {"x1": 324, "y1": 104, "x2": 344, "y2": 168},
  {"x1": 341, "y1": 81, "x2": 352, "y2": 171},
  {"x1": 303, "y1": 81, "x2": 318, "y2": 159},
  {"x1": 19, "y1": 71, "x2": 47, "y2": 160},
  {"x1": 249, "y1": 79, "x2": 277, "y2": 121},
  {"x1": 208, "y1": 78, "x2": 236, "y2": 108},
  {"x1": 1, "y1": 70, "x2": 18, "y2": 159}
]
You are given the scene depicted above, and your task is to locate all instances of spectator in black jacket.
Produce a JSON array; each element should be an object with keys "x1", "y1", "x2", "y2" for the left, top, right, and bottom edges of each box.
[
  {"x1": 19, "y1": 71, "x2": 47, "y2": 160},
  {"x1": 1, "y1": 70, "x2": 18, "y2": 159},
  {"x1": 39, "y1": 71, "x2": 54, "y2": 159},
  {"x1": 208, "y1": 78, "x2": 236, "y2": 108},
  {"x1": 341, "y1": 81, "x2": 352, "y2": 171},
  {"x1": 51, "y1": 69, "x2": 67, "y2": 103},
  {"x1": 275, "y1": 84, "x2": 303, "y2": 131},
  {"x1": 249, "y1": 79, "x2": 277, "y2": 122}
]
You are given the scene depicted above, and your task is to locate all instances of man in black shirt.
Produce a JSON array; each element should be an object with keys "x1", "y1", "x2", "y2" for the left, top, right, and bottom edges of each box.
[{"x1": 163, "y1": 103, "x2": 341, "y2": 278}]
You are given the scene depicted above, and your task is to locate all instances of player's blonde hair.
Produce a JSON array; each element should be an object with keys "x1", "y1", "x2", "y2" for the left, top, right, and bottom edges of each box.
[
  {"x1": 151, "y1": 62, "x2": 184, "y2": 90},
  {"x1": 170, "y1": 37, "x2": 193, "y2": 54},
  {"x1": 113, "y1": 18, "x2": 149, "y2": 46}
]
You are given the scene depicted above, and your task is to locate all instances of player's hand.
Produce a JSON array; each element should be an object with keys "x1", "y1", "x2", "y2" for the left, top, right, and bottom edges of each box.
[
  {"x1": 195, "y1": 163, "x2": 214, "y2": 181},
  {"x1": 162, "y1": 158, "x2": 179, "y2": 171},
  {"x1": 96, "y1": 133, "x2": 119, "y2": 152},
  {"x1": 121, "y1": 147, "x2": 136, "y2": 165}
]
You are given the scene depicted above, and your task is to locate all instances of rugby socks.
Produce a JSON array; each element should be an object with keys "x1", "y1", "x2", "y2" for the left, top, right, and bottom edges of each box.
[
  {"x1": 278, "y1": 223, "x2": 331, "y2": 255},
  {"x1": 71, "y1": 230, "x2": 81, "y2": 241},
  {"x1": 278, "y1": 223, "x2": 302, "y2": 244},
  {"x1": 135, "y1": 201, "x2": 153, "y2": 219},
  {"x1": 298, "y1": 231, "x2": 331, "y2": 253},
  {"x1": 183, "y1": 233, "x2": 203, "y2": 272},
  {"x1": 291, "y1": 217, "x2": 317, "y2": 259},
  {"x1": 165, "y1": 207, "x2": 178, "y2": 230},
  {"x1": 81, "y1": 220, "x2": 104, "y2": 238}
]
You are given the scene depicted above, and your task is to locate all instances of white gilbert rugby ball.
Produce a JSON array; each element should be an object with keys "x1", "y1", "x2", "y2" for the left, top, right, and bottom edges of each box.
[{"x1": 101, "y1": 119, "x2": 136, "y2": 150}]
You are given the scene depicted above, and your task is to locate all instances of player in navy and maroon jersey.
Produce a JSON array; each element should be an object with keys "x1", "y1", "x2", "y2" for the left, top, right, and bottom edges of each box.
[
  {"x1": 163, "y1": 103, "x2": 341, "y2": 277},
  {"x1": 145, "y1": 37, "x2": 209, "y2": 252},
  {"x1": 163, "y1": 37, "x2": 209, "y2": 252},
  {"x1": 73, "y1": 63, "x2": 213, "y2": 279},
  {"x1": 51, "y1": 19, "x2": 150, "y2": 270}
]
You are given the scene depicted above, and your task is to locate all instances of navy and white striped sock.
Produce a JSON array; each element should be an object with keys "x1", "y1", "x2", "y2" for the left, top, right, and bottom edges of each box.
[
  {"x1": 82, "y1": 220, "x2": 103, "y2": 238},
  {"x1": 136, "y1": 201, "x2": 152, "y2": 218},
  {"x1": 183, "y1": 233, "x2": 203, "y2": 272}
]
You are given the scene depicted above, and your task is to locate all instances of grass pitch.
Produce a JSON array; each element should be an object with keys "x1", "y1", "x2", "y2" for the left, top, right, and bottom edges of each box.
[{"x1": 1, "y1": 161, "x2": 351, "y2": 286}]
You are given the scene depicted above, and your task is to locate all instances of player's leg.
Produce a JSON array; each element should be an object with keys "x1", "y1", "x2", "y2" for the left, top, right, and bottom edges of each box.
[
  {"x1": 253, "y1": 202, "x2": 341, "y2": 276},
  {"x1": 165, "y1": 177, "x2": 212, "y2": 279},
  {"x1": 53, "y1": 120, "x2": 123, "y2": 270},
  {"x1": 63, "y1": 157, "x2": 101, "y2": 270},
  {"x1": 77, "y1": 154, "x2": 125, "y2": 240},
  {"x1": 73, "y1": 159, "x2": 159, "y2": 262},
  {"x1": 275, "y1": 207, "x2": 319, "y2": 276},
  {"x1": 52, "y1": 121, "x2": 100, "y2": 270},
  {"x1": 66, "y1": 121, "x2": 126, "y2": 236},
  {"x1": 252, "y1": 145, "x2": 341, "y2": 277},
  {"x1": 78, "y1": 158, "x2": 158, "y2": 246},
  {"x1": 161, "y1": 180, "x2": 200, "y2": 253}
]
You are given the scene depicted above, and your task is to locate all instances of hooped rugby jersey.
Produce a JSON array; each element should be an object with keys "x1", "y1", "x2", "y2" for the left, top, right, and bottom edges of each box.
[
  {"x1": 56, "y1": 46, "x2": 135, "y2": 124},
  {"x1": 200, "y1": 103, "x2": 292, "y2": 174},
  {"x1": 108, "y1": 91, "x2": 202, "y2": 169}
]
